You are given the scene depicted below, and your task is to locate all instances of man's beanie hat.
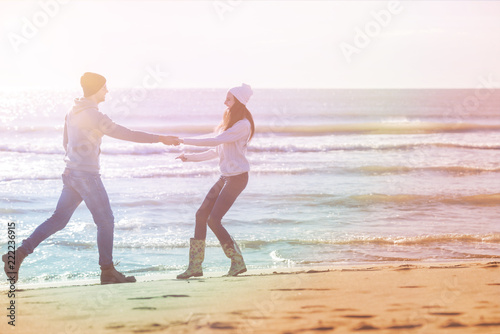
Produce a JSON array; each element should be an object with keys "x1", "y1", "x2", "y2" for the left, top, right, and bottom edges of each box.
[{"x1": 80, "y1": 72, "x2": 106, "y2": 97}]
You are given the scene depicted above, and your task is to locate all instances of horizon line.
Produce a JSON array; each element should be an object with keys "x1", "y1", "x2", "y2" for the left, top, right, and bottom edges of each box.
[{"x1": 1, "y1": 86, "x2": 498, "y2": 92}]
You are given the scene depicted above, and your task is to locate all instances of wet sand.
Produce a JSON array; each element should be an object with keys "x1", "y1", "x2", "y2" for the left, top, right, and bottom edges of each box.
[{"x1": 2, "y1": 262, "x2": 500, "y2": 333}]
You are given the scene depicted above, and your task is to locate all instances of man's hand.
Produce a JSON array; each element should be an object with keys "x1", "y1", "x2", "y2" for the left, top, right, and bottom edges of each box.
[{"x1": 160, "y1": 135, "x2": 180, "y2": 146}]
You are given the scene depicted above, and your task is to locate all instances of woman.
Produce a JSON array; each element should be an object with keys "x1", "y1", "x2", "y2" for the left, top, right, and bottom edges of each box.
[{"x1": 176, "y1": 83, "x2": 255, "y2": 279}]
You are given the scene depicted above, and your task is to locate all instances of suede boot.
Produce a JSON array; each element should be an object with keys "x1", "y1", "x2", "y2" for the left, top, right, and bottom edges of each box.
[
  {"x1": 177, "y1": 238, "x2": 205, "y2": 279},
  {"x1": 2, "y1": 247, "x2": 28, "y2": 284},
  {"x1": 100, "y1": 264, "x2": 136, "y2": 284}
]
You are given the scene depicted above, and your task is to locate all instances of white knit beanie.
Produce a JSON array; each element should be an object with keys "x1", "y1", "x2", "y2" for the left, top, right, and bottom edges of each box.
[{"x1": 228, "y1": 83, "x2": 253, "y2": 105}]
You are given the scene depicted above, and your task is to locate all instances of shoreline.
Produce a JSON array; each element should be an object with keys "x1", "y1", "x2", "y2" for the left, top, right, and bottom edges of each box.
[
  {"x1": 1, "y1": 258, "x2": 496, "y2": 291},
  {"x1": 1, "y1": 261, "x2": 499, "y2": 333}
]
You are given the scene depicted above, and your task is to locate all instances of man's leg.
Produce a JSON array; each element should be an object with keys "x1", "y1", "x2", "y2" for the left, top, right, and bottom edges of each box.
[
  {"x1": 3, "y1": 174, "x2": 82, "y2": 282},
  {"x1": 73, "y1": 172, "x2": 135, "y2": 284},
  {"x1": 20, "y1": 174, "x2": 83, "y2": 255},
  {"x1": 72, "y1": 173, "x2": 115, "y2": 268}
]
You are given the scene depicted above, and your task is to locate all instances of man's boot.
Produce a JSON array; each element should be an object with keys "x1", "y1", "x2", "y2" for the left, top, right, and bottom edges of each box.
[
  {"x1": 2, "y1": 247, "x2": 28, "y2": 283},
  {"x1": 100, "y1": 263, "x2": 136, "y2": 284}
]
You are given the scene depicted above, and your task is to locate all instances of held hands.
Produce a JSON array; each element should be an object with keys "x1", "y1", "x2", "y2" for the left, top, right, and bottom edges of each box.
[
  {"x1": 176, "y1": 153, "x2": 187, "y2": 162},
  {"x1": 158, "y1": 135, "x2": 187, "y2": 161},
  {"x1": 160, "y1": 135, "x2": 181, "y2": 146}
]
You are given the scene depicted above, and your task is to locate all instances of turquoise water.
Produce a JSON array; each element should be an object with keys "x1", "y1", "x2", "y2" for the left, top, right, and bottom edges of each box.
[{"x1": 1, "y1": 89, "x2": 499, "y2": 285}]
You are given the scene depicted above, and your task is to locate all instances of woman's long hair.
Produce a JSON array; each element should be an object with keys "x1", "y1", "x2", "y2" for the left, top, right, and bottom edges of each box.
[{"x1": 216, "y1": 98, "x2": 255, "y2": 142}]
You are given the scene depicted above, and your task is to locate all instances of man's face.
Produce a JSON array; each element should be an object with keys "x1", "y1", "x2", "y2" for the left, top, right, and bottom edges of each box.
[{"x1": 95, "y1": 84, "x2": 108, "y2": 103}]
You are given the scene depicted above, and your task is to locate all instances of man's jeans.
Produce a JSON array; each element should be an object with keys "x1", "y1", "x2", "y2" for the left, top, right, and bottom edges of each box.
[{"x1": 20, "y1": 169, "x2": 114, "y2": 268}]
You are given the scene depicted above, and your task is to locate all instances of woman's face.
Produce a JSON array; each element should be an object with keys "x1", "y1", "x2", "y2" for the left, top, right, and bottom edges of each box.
[{"x1": 224, "y1": 92, "x2": 236, "y2": 108}]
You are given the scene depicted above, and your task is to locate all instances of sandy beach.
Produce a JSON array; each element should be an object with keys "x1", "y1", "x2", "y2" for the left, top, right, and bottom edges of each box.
[
  {"x1": 1, "y1": 262, "x2": 499, "y2": 334},
  {"x1": 2, "y1": 1, "x2": 500, "y2": 333}
]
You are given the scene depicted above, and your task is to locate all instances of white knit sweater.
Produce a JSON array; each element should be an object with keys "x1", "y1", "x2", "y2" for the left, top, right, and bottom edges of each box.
[{"x1": 183, "y1": 119, "x2": 251, "y2": 176}]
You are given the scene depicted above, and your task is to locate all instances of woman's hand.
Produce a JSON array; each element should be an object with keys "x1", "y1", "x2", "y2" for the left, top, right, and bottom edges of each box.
[{"x1": 176, "y1": 153, "x2": 187, "y2": 162}]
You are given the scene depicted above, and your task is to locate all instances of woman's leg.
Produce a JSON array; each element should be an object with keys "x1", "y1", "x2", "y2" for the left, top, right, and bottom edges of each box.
[
  {"x1": 194, "y1": 176, "x2": 225, "y2": 240},
  {"x1": 207, "y1": 173, "x2": 248, "y2": 245},
  {"x1": 178, "y1": 177, "x2": 226, "y2": 279}
]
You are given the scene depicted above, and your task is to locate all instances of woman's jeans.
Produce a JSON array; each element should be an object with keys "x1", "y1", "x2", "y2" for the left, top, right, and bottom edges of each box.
[
  {"x1": 194, "y1": 172, "x2": 248, "y2": 245},
  {"x1": 20, "y1": 169, "x2": 114, "y2": 268}
]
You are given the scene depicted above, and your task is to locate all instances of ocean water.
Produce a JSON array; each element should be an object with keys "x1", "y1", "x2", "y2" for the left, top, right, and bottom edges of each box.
[{"x1": 1, "y1": 88, "x2": 499, "y2": 285}]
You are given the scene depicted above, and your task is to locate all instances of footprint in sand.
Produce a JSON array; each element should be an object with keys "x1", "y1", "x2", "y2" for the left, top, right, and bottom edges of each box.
[
  {"x1": 301, "y1": 305, "x2": 326, "y2": 309},
  {"x1": 162, "y1": 294, "x2": 190, "y2": 298},
  {"x1": 308, "y1": 326, "x2": 335, "y2": 331},
  {"x1": 386, "y1": 324, "x2": 422, "y2": 330},
  {"x1": 127, "y1": 294, "x2": 190, "y2": 300},
  {"x1": 482, "y1": 262, "x2": 499, "y2": 268},
  {"x1": 475, "y1": 322, "x2": 500, "y2": 327},
  {"x1": 429, "y1": 312, "x2": 463, "y2": 316},
  {"x1": 270, "y1": 288, "x2": 331, "y2": 291},
  {"x1": 474, "y1": 301, "x2": 498, "y2": 309},
  {"x1": 209, "y1": 322, "x2": 236, "y2": 329},
  {"x1": 354, "y1": 322, "x2": 379, "y2": 331},
  {"x1": 134, "y1": 323, "x2": 169, "y2": 332},
  {"x1": 343, "y1": 315, "x2": 375, "y2": 319},
  {"x1": 441, "y1": 321, "x2": 467, "y2": 328},
  {"x1": 429, "y1": 265, "x2": 464, "y2": 269},
  {"x1": 394, "y1": 264, "x2": 417, "y2": 271},
  {"x1": 341, "y1": 268, "x2": 380, "y2": 272}
]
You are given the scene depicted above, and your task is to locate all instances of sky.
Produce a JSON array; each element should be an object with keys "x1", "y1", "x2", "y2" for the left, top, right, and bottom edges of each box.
[{"x1": 0, "y1": 0, "x2": 499, "y2": 90}]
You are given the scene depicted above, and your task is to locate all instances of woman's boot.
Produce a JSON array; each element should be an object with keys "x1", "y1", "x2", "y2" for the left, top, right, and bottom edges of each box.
[
  {"x1": 222, "y1": 237, "x2": 247, "y2": 276},
  {"x1": 177, "y1": 238, "x2": 205, "y2": 279}
]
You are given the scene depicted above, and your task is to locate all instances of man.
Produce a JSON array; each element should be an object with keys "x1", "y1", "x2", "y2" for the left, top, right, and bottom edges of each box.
[{"x1": 2, "y1": 72, "x2": 179, "y2": 284}]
